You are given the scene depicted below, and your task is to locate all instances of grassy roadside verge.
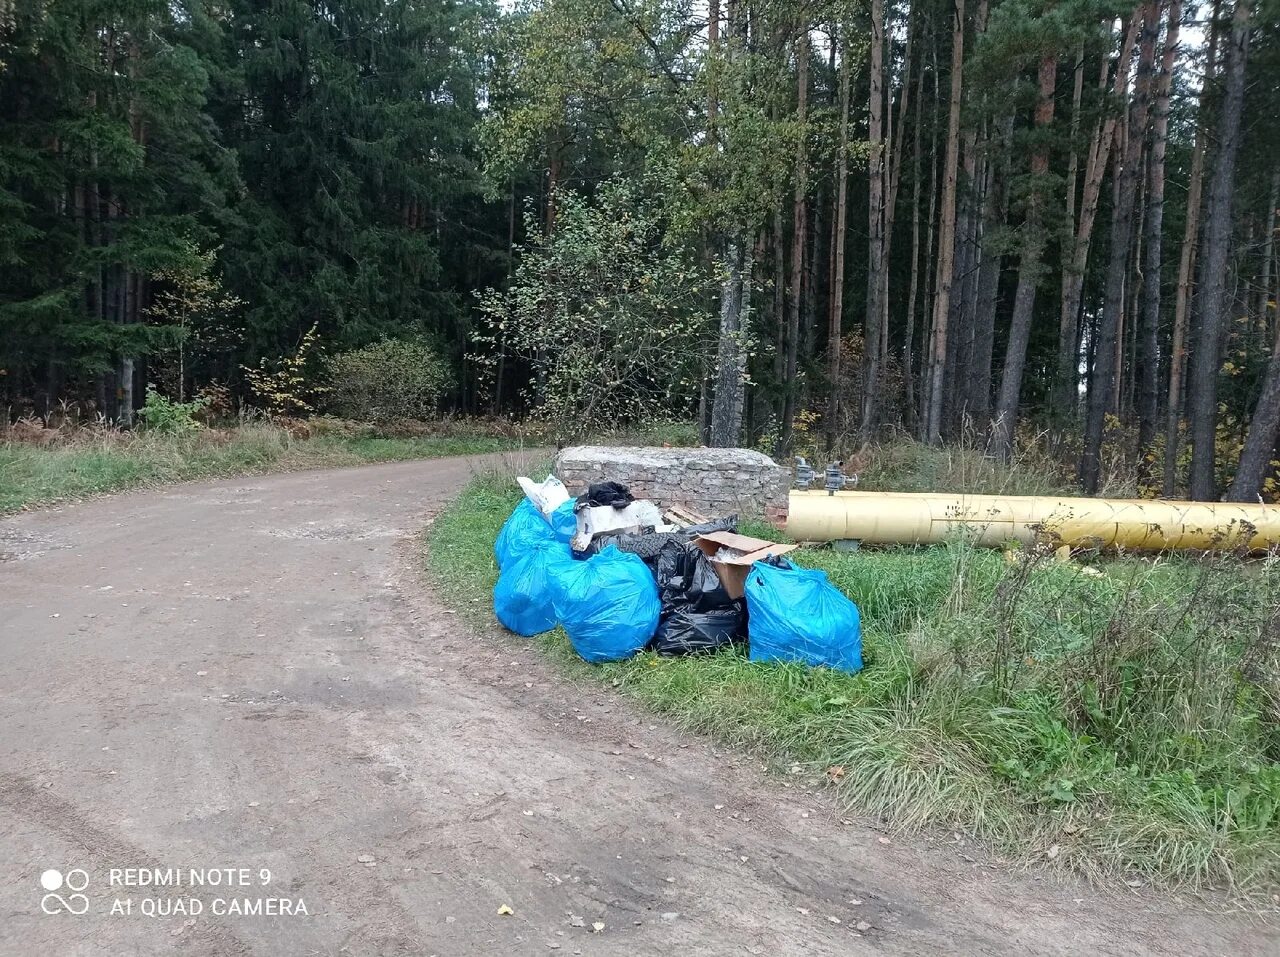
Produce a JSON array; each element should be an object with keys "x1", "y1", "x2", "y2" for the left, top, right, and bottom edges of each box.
[
  {"x1": 426, "y1": 469, "x2": 1280, "y2": 898},
  {"x1": 0, "y1": 424, "x2": 522, "y2": 514}
]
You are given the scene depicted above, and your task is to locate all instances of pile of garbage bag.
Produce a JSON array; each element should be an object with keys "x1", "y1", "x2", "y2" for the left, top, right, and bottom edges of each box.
[{"x1": 492, "y1": 474, "x2": 862, "y2": 672}]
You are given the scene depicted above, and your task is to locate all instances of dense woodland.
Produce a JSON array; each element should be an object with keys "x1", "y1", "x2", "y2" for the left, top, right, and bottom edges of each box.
[{"x1": 2, "y1": 0, "x2": 1279, "y2": 500}]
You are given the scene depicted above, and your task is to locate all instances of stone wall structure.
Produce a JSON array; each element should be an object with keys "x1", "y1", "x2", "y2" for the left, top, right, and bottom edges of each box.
[{"x1": 553, "y1": 446, "x2": 790, "y2": 526}]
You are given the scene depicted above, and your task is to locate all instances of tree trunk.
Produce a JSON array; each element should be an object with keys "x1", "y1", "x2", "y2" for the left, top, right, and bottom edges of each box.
[
  {"x1": 1254, "y1": 171, "x2": 1274, "y2": 332},
  {"x1": 968, "y1": 115, "x2": 1012, "y2": 425},
  {"x1": 924, "y1": 0, "x2": 966, "y2": 445},
  {"x1": 1137, "y1": 0, "x2": 1180, "y2": 465},
  {"x1": 1228, "y1": 172, "x2": 1280, "y2": 502},
  {"x1": 1054, "y1": 12, "x2": 1143, "y2": 420},
  {"x1": 947, "y1": 126, "x2": 981, "y2": 437},
  {"x1": 1189, "y1": 0, "x2": 1253, "y2": 500},
  {"x1": 1080, "y1": 2, "x2": 1159, "y2": 493},
  {"x1": 772, "y1": 207, "x2": 786, "y2": 427},
  {"x1": 903, "y1": 53, "x2": 928, "y2": 436},
  {"x1": 1258, "y1": 170, "x2": 1278, "y2": 332},
  {"x1": 917, "y1": 44, "x2": 942, "y2": 434},
  {"x1": 861, "y1": 0, "x2": 887, "y2": 435},
  {"x1": 546, "y1": 131, "x2": 561, "y2": 235},
  {"x1": 826, "y1": 29, "x2": 851, "y2": 451},
  {"x1": 780, "y1": 29, "x2": 810, "y2": 454},
  {"x1": 1163, "y1": 0, "x2": 1220, "y2": 496},
  {"x1": 991, "y1": 54, "x2": 1057, "y2": 460},
  {"x1": 710, "y1": 241, "x2": 753, "y2": 447}
]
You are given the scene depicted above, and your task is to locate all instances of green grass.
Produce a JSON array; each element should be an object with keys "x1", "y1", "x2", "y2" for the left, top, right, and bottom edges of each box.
[
  {"x1": 426, "y1": 468, "x2": 1280, "y2": 897},
  {"x1": 0, "y1": 423, "x2": 523, "y2": 513}
]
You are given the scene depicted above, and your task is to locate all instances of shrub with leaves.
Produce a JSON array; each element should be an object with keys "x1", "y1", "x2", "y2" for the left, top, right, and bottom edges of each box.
[
  {"x1": 135, "y1": 387, "x2": 209, "y2": 436},
  {"x1": 474, "y1": 177, "x2": 715, "y2": 441},
  {"x1": 324, "y1": 338, "x2": 452, "y2": 423},
  {"x1": 243, "y1": 324, "x2": 328, "y2": 416}
]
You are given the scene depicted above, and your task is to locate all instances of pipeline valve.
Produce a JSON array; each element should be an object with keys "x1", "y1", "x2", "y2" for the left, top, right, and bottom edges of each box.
[
  {"x1": 794, "y1": 456, "x2": 816, "y2": 490},
  {"x1": 825, "y1": 462, "x2": 849, "y2": 495}
]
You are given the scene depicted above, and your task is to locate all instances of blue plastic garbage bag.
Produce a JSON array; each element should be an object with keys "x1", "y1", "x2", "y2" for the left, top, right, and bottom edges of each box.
[
  {"x1": 495, "y1": 499, "x2": 555, "y2": 569},
  {"x1": 548, "y1": 498, "x2": 577, "y2": 544},
  {"x1": 745, "y1": 560, "x2": 862, "y2": 673},
  {"x1": 494, "y1": 540, "x2": 575, "y2": 637},
  {"x1": 553, "y1": 544, "x2": 660, "y2": 663}
]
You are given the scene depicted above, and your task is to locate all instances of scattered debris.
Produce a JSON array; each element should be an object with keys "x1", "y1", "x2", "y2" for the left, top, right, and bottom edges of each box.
[{"x1": 491, "y1": 473, "x2": 861, "y2": 673}]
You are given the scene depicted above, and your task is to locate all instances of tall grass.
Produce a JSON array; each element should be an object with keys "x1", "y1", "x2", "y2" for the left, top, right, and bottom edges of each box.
[
  {"x1": 428, "y1": 468, "x2": 1280, "y2": 895},
  {"x1": 0, "y1": 421, "x2": 522, "y2": 512}
]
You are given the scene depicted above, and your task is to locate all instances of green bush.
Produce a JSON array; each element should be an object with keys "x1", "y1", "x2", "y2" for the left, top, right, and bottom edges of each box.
[
  {"x1": 324, "y1": 338, "x2": 452, "y2": 423},
  {"x1": 135, "y1": 387, "x2": 209, "y2": 435}
]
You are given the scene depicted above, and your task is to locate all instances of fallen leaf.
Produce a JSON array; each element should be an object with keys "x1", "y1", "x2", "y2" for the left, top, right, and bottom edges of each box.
[{"x1": 826, "y1": 765, "x2": 846, "y2": 782}]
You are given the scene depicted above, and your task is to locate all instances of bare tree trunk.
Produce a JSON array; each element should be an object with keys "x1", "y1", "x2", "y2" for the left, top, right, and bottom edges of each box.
[
  {"x1": 1054, "y1": 12, "x2": 1143, "y2": 420},
  {"x1": 1190, "y1": 0, "x2": 1253, "y2": 500},
  {"x1": 780, "y1": 29, "x2": 810, "y2": 454},
  {"x1": 903, "y1": 55, "x2": 928, "y2": 436},
  {"x1": 772, "y1": 207, "x2": 785, "y2": 427},
  {"x1": 1080, "y1": 3, "x2": 1159, "y2": 493},
  {"x1": 546, "y1": 131, "x2": 561, "y2": 235},
  {"x1": 918, "y1": 45, "x2": 942, "y2": 435},
  {"x1": 924, "y1": 0, "x2": 966, "y2": 444},
  {"x1": 1259, "y1": 170, "x2": 1279, "y2": 331},
  {"x1": 968, "y1": 115, "x2": 1012, "y2": 425},
  {"x1": 826, "y1": 29, "x2": 851, "y2": 451},
  {"x1": 862, "y1": 4, "x2": 914, "y2": 435},
  {"x1": 1138, "y1": 0, "x2": 1180, "y2": 466},
  {"x1": 1163, "y1": 0, "x2": 1220, "y2": 496},
  {"x1": 1227, "y1": 171, "x2": 1280, "y2": 500},
  {"x1": 861, "y1": 0, "x2": 887, "y2": 435},
  {"x1": 991, "y1": 54, "x2": 1057, "y2": 460},
  {"x1": 710, "y1": 242, "x2": 747, "y2": 446}
]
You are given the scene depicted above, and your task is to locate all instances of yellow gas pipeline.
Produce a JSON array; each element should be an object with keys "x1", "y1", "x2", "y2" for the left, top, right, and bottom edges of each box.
[{"x1": 786, "y1": 490, "x2": 1280, "y2": 551}]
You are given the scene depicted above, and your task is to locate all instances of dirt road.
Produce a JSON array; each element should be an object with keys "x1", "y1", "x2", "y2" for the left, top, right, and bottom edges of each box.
[{"x1": 0, "y1": 454, "x2": 1272, "y2": 956}]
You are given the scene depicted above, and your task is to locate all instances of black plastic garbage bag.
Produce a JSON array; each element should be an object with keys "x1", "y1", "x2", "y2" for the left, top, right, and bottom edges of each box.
[
  {"x1": 676, "y1": 514, "x2": 739, "y2": 539},
  {"x1": 650, "y1": 601, "x2": 747, "y2": 655},
  {"x1": 579, "y1": 530, "x2": 677, "y2": 566},
  {"x1": 647, "y1": 541, "x2": 746, "y2": 655},
  {"x1": 653, "y1": 540, "x2": 731, "y2": 611},
  {"x1": 574, "y1": 481, "x2": 635, "y2": 511}
]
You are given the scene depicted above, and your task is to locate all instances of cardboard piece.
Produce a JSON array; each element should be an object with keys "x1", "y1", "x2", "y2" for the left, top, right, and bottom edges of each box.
[{"x1": 691, "y1": 531, "x2": 798, "y2": 599}]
